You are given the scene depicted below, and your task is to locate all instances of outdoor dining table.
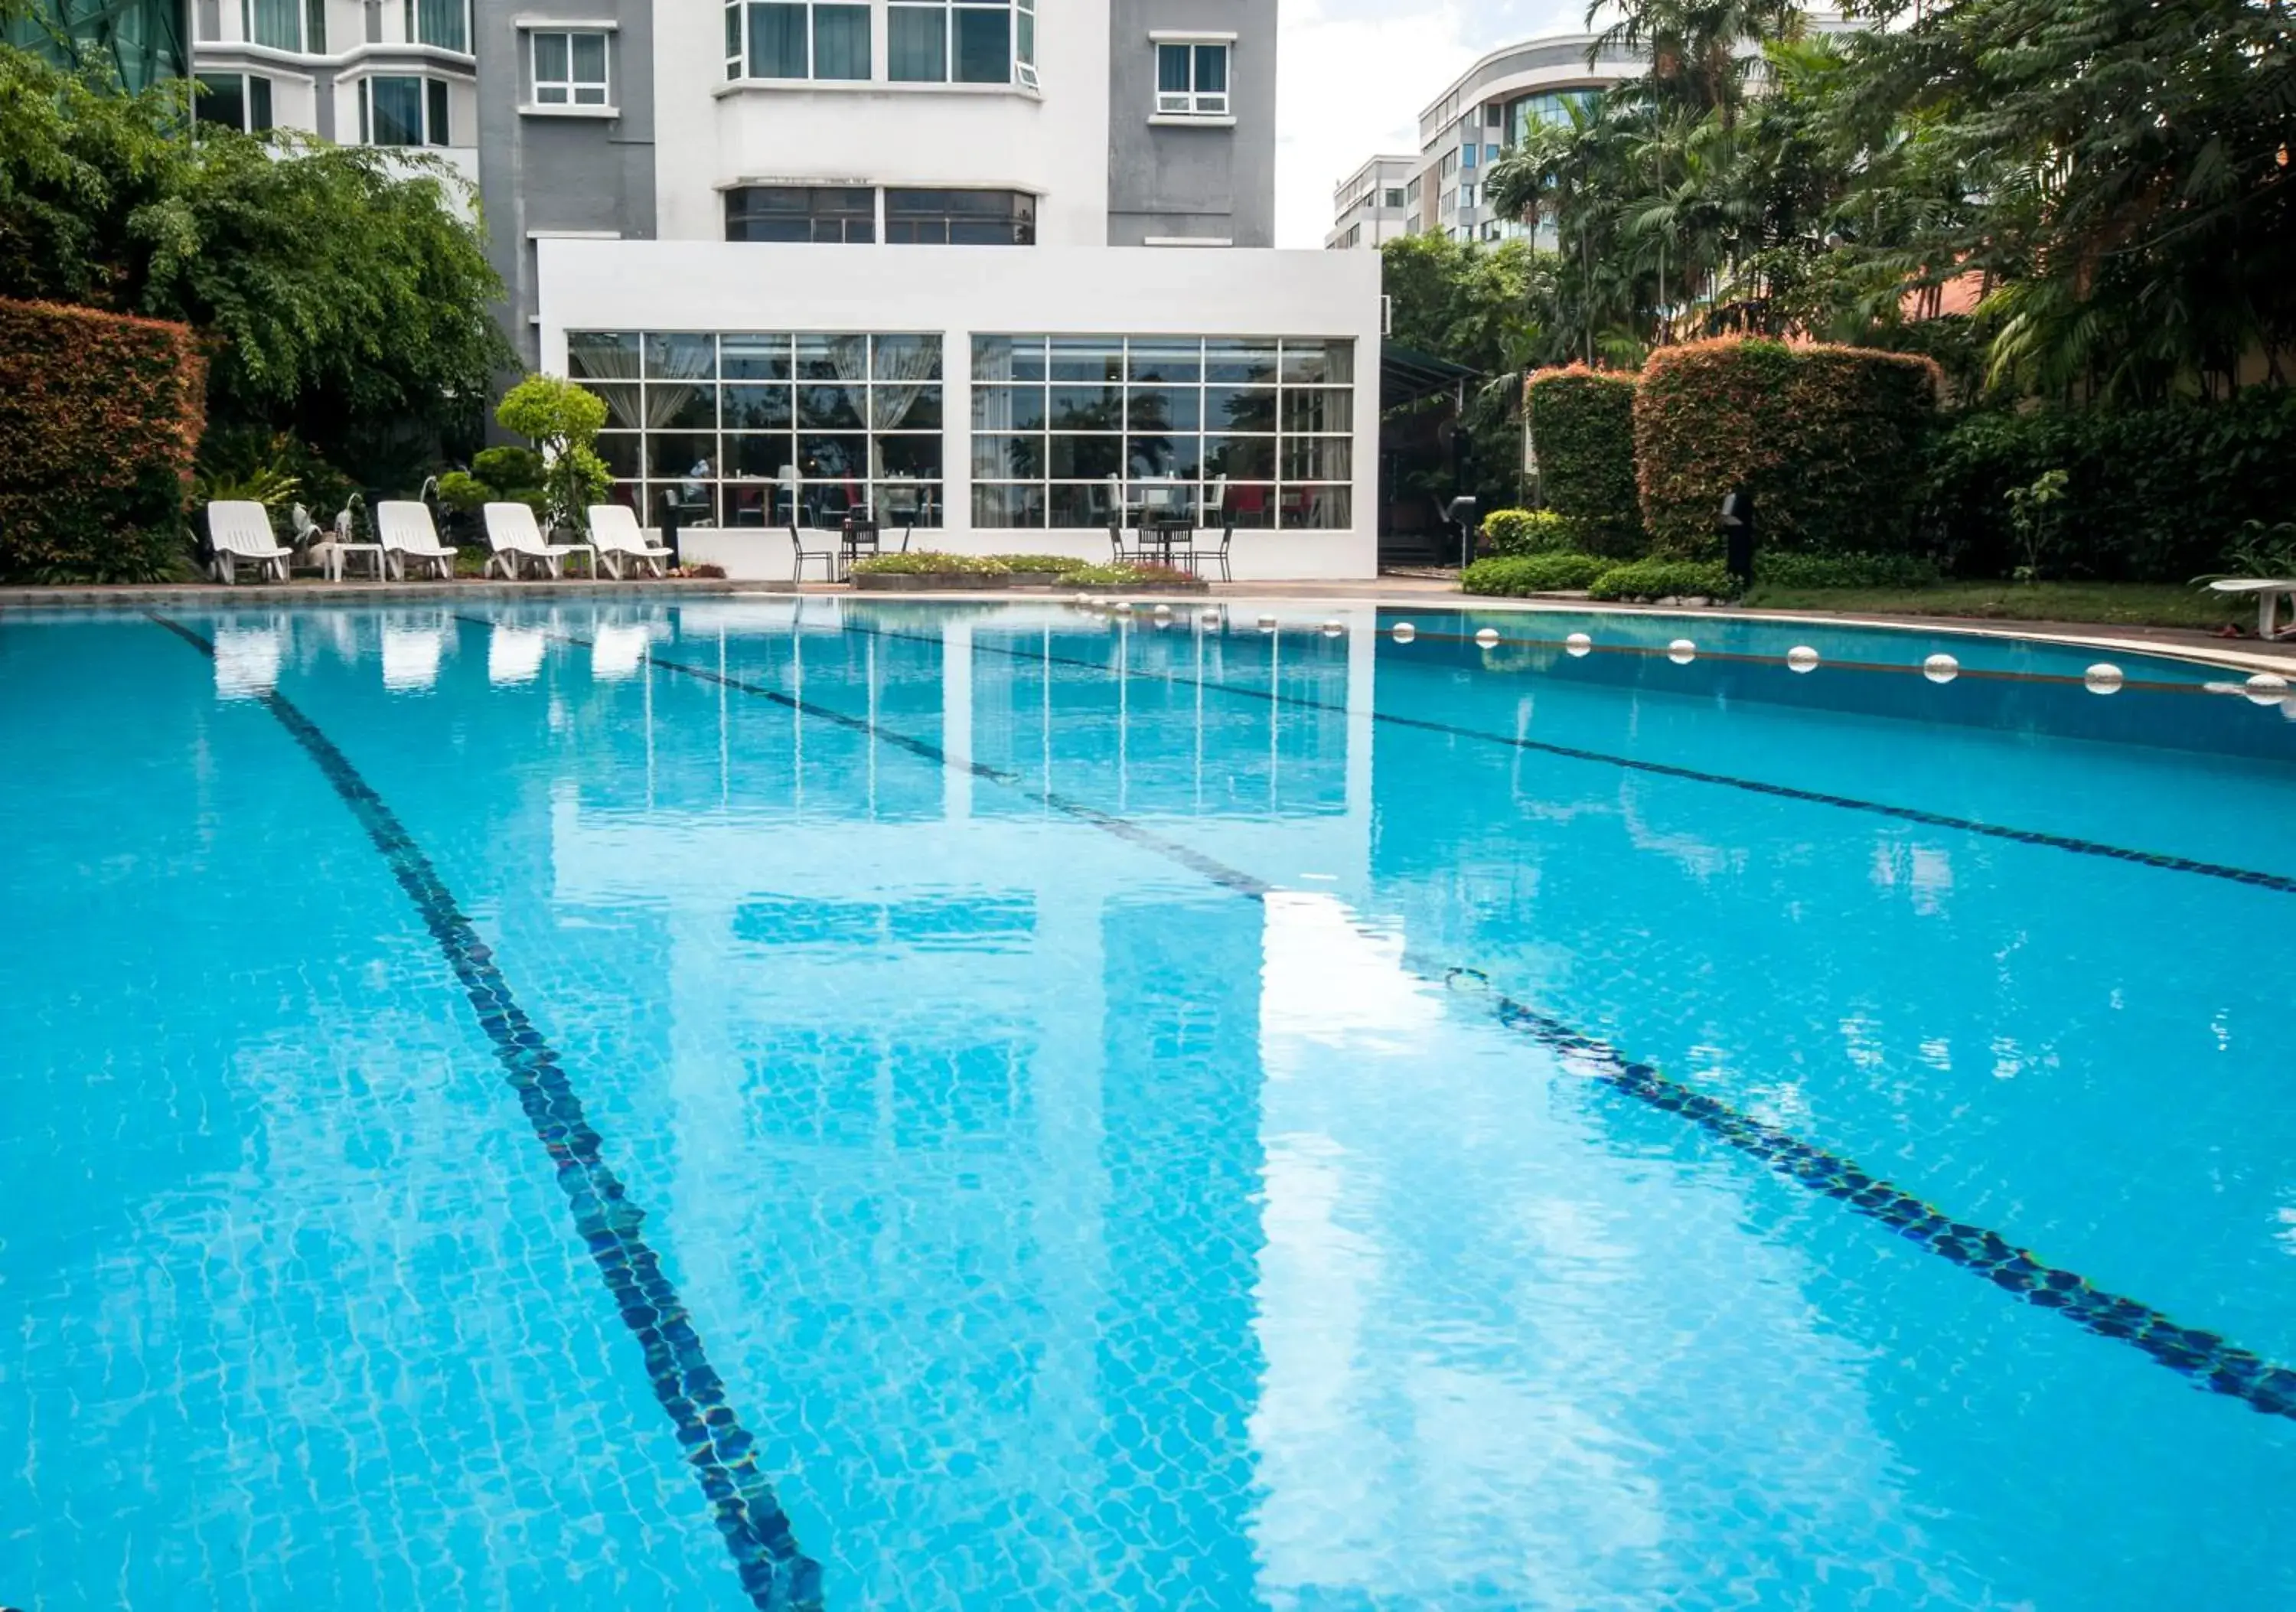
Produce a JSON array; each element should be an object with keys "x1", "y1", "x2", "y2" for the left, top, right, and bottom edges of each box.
[{"x1": 1131, "y1": 506, "x2": 1199, "y2": 572}]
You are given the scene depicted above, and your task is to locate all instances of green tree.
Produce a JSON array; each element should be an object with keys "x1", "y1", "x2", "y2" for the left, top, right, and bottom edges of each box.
[
  {"x1": 0, "y1": 42, "x2": 511, "y2": 481},
  {"x1": 495, "y1": 374, "x2": 610, "y2": 533},
  {"x1": 1379, "y1": 233, "x2": 1539, "y2": 520}
]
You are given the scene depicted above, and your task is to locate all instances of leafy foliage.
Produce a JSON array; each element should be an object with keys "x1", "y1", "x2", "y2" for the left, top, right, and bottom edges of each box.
[
  {"x1": 1751, "y1": 550, "x2": 1939, "y2": 588},
  {"x1": 0, "y1": 43, "x2": 510, "y2": 485},
  {"x1": 849, "y1": 551, "x2": 1012, "y2": 576},
  {"x1": 1921, "y1": 390, "x2": 2296, "y2": 580},
  {"x1": 1055, "y1": 561, "x2": 1200, "y2": 586},
  {"x1": 0, "y1": 296, "x2": 204, "y2": 582},
  {"x1": 1635, "y1": 337, "x2": 1942, "y2": 556},
  {"x1": 1525, "y1": 367, "x2": 1644, "y2": 553},
  {"x1": 1379, "y1": 233, "x2": 1538, "y2": 519},
  {"x1": 494, "y1": 377, "x2": 610, "y2": 533},
  {"x1": 1478, "y1": 508, "x2": 1581, "y2": 556},
  {"x1": 1586, "y1": 557, "x2": 1743, "y2": 600},
  {"x1": 1461, "y1": 552, "x2": 1613, "y2": 594}
]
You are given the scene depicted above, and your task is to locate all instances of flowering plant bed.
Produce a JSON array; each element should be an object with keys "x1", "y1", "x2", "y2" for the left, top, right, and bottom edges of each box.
[
  {"x1": 849, "y1": 552, "x2": 1012, "y2": 590},
  {"x1": 1059, "y1": 562, "x2": 1209, "y2": 593}
]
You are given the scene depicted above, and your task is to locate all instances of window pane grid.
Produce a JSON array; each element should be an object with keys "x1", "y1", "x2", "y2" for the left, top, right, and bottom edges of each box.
[
  {"x1": 1155, "y1": 41, "x2": 1230, "y2": 116},
  {"x1": 729, "y1": 0, "x2": 1023, "y2": 84},
  {"x1": 969, "y1": 335, "x2": 1353, "y2": 530},
  {"x1": 571, "y1": 331, "x2": 946, "y2": 530}
]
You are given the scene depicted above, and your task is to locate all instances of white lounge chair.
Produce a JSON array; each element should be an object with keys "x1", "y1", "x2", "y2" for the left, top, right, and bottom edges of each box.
[
  {"x1": 377, "y1": 500, "x2": 459, "y2": 581},
  {"x1": 205, "y1": 501, "x2": 292, "y2": 583},
  {"x1": 482, "y1": 501, "x2": 596, "y2": 580},
  {"x1": 586, "y1": 504, "x2": 674, "y2": 579},
  {"x1": 2207, "y1": 578, "x2": 2296, "y2": 640}
]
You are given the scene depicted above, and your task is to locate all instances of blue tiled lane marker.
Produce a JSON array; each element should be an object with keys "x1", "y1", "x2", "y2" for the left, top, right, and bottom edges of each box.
[
  {"x1": 559, "y1": 618, "x2": 2296, "y2": 1427},
  {"x1": 148, "y1": 615, "x2": 823, "y2": 1612},
  {"x1": 865, "y1": 624, "x2": 2296, "y2": 899}
]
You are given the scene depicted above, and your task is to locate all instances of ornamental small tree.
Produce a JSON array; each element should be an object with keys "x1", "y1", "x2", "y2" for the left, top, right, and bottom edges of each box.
[{"x1": 494, "y1": 374, "x2": 611, "y2": 534}]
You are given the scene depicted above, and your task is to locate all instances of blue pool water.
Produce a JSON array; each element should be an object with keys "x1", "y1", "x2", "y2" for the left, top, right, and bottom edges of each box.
[{"x1": 3, "y1": 598, "x2": 2294, "y2": 1610}]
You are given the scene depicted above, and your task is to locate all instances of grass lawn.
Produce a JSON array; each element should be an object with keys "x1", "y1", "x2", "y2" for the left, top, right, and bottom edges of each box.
[{"x1": 1738, "y1": 579, "x2": 2249, "y2": 631}]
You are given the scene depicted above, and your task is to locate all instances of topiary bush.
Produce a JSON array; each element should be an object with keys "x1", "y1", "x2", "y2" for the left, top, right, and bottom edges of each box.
[
  {"x1": 1587, "y1": 558, "x2": 1742, "y2": 602},
  {"x1": 1461, "y1": 553, "x2": 1612, "y2": 595},
  {"x1": 1527, "y1": 366, "x2": 1643, "y2": 556},
  {"x1": 1478, "y1": 508, "x2": 1580, "y2": 556},
  {"x1": 1634, "y1": 338, "x2": 1942, "y2": 560},
  {"x1": 470, "y1": 445, "x2": 543, "y2": 492},
  {"x1": 0, "y1": 299, "x2": 206, "y2": 582}
]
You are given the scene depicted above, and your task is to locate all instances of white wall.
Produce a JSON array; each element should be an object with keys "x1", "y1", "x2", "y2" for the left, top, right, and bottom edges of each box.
[
  {"x1": 536, "y1": 240, "x2": 1385, "y2": 581},
  {"x1": 653, "y1": 1, "x2": 1110, "y2": 246}
]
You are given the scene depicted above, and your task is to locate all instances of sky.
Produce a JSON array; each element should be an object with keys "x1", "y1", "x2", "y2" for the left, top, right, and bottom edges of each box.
[{"x1": 1273, "y1": 0, "x2": 1596, "y2": 246}]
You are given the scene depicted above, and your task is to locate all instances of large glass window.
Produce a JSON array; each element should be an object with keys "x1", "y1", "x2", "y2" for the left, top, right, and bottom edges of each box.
[
  {"x1": 570, "y1": 331, "x2": 944, "y2": 532},
  {"x1": 725, "y1": 186, "x2": 875, "y2": 243},
  {"x1": 885, "y1": 1, "x2": 1029, "y2": 85},
  {"x1": 531, "y1": 30, "x2": 609, "y2": 105},
  {"x1": 240, "y1": 0, "x2": 298, "y2": 48},
  {"x1": 724, "y1": 2, "x2": 869, "y2": 80},
  {"x1": 359, "y1": 74, "x2": 448, "y2": 146},
  {"x1": 194, "y1": 71, "x2": 271, "y2": 132},
  {"x1": 885, "y1": 188, "x2": 1035, "y2": 245},
  {"x1": 1155, "y1": 41, "x2": 1228, "y2": 116},
  {"x1": 970, "y1": 335, "x2": 1353, "y2": 532},
  {"x1": 403, "y1": 0, "x2": 468, "y2": 51},
  {"x1": 1502, "y1": 89, "x2": 1600, "y2": 147}
]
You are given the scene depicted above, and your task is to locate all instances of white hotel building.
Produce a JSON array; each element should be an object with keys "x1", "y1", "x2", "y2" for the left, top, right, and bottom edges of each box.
[{"x1": 192, "y1": 0, "x2": 1384, "y2": 580}]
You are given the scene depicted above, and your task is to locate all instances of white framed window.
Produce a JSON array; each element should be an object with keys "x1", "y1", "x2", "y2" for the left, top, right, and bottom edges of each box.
[
  {"x1": 1155, "y1": 41, "x2": 1228, "y2": 116},
  {"x1": 194, "y1": 72, "x2": 272, "y2": 132},
  {"x1": 403, "y1": 0, "x2": 470, "y2": 51},
  {"x1": 531, "y1": 30, "x2": 609, "y2": 105},
  {"x1": 240, "y1": 0, "x2": 324, "y2": 51},
  {"x1": 885, "y1": 0, "x2": 1032, "y2": 86},
  {"x1": 358, "y1": 73, "x2": 451, "y2": 146},
  {"x1": 722, "y1": 2, "x2": 869, "y2": 81}
]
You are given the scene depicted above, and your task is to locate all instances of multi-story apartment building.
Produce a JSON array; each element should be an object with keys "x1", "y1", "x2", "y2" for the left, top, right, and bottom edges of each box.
[
  {"x1": 1323, "y1": 154, "x2": 1414, "y2": 251},
  {"x1": 188, "y1": 0, "x2": 1382, "y2": 579}
]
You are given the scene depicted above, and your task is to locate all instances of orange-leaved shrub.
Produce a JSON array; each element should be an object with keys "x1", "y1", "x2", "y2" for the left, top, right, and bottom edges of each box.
[
  {"x1": 0, "y1": 299, "x2": 207, "y2": 582},
  {"x1": 1632, "y1": 338, "x2": 1942, "y2": 559}
]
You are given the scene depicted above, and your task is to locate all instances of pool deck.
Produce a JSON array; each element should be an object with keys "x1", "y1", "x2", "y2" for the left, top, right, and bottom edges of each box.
[{"x1": 8, "y1": 573, "x2": 2294, "y2": 677}]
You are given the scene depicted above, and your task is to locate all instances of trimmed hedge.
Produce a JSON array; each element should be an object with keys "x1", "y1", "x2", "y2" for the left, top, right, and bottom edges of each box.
[
  {"x1": 1478, "y1": 507, "x2": 1580, "y2": 556},
  {"x1": 1461, "y1": 552, "x2": 1612, "y2": 595},
  {"x1": 1635, "y1": 338, "x2": 1942, "y2": 560},
  {"x1": 1528, "y1": 366, "x2": 1643, "y2": 556},
  {"x1": 0, "y1": 299, "x2": 207, "y2": 582},
  {"x1": 1753, "y1": 551, "x2": 1941, "y2": 589},
  {"x1": 1587, "y1": 558, "x2": 1742, "y2": 602},
  {"x1": 1924, "y1": 391, "x2": 2296, "y2": 582}
]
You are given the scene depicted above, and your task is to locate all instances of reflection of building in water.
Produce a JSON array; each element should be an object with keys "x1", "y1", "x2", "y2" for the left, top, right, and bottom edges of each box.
[{"x1": 542, "y1": 600, "x2": 1374, "y2": 1600}]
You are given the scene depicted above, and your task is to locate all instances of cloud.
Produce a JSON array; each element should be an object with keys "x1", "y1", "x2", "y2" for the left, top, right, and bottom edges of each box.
[{"x1": 1273, "y1": 0, "x2": 1603, "y2": 247}]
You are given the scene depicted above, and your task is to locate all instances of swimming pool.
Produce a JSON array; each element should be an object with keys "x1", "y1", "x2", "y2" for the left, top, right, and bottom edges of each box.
[{"x1": 3, "y1": 598, "x2": 2292, "y2": 1609}]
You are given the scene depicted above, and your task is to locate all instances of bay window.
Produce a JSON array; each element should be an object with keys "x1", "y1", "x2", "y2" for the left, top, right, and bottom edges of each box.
[
  {"x1": 403, "y1": 0, "x2": 468, "y2": 52},
  {"x1": 723, "y1": 2, "x2": 869, "y2": 81},
  {"x1": 195, "y1": 72, "x2": 272, "y2": 132},
  {"x1": 359, "y1": 74, "x2": 451, "y2": 146}
]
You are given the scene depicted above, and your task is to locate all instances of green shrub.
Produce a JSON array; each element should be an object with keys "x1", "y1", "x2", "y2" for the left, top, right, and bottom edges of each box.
[
  {"x1": 435, "y1": 469, "x2": 491, "y2": 511},
  {"x1": 983, "y1": 553, "x2": 1089, "y2": 573},
  {"x1": 1478, "y1": 508, "x2": 1580, "y2": 556},
  {"x1": 491, "y1": 375, "x2": 610, "y2": 531},
  {"x1": 1058, "y1": 561, "x2": 1198, "y2": 586},
  {"x1": 1923, "y1": 391, "x2": 2296, "y2": 582},
  {"x1": 850, "y1": 551, "x2": 1011, "y2": 576},
  {"x1": 471, "y1": 445, "x2": 543, "y2": 492},
  {"x1": 1753, "y1": 551, "x2": 1941, "y2": 589},
  {"x1": 1587, "y1": 558, "x2": 1742, "y2": 601},
  {"x1": 1462, "y1": 552, "x2": 1613, "y2": 595},
  {"x1": 1527, "y1": 367, "x2": 1642, "y2": 554},
  {"x1": 1634, "y1": 338, "x2": 1942, "y2": 559},
  {"x1": 0, "y1": 299, "x2": 206, "y2": 582}
]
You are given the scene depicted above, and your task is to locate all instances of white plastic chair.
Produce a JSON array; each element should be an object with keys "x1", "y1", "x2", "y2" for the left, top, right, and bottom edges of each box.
[
  {"x1": 482, "y1": 501, "x2": 596, "y2": 580},
  {"x1": 377, "y1": 500, "x2": 459, "y2": 581},
  {"x1": 205, "y1": 501, "x2": 292, "y2": 583},
  {"x1": 586, "y1": 504, "x2": 674, "y2": 579}
]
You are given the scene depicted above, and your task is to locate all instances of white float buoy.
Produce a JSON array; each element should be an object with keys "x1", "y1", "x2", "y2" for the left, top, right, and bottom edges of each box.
[
  {"x1": 1257, "y1": 613, "x2": 1279, "y2": 633},
  {"x1": 1475, "y1": 627, "x2": 1501, "y2": 648},
  {"x1": 2244, "y1": 671, "x2": 2289, "y2": 706},
  {"x1": 1111, "y1": 599, "x2": 1133, "y2": 615},
  {"x1": 1786, "y1": 645, "x2": 1820, "y2": 673},
  {"x1": 1320, "y1": 619, "x2": 1344, "y2": 638},
  {"x1": 1391, "y1": 622, "x2": 1417, "y2": 643},
  {"x1": 1565, "y1": 631, "x2": 1592, "y2": 658},
  {"x1": 1923, "y1": 652, "x2": 1960, "y2": 684},
  {"x1": 1667, "y1": 638, "x2": 1697, "y2": 664},
  {"x1": 2083, "y1": 662, "x2": 2123, "y2": 694},
  {"x1": 1152, "y1": 602, "x2": 1172, "y2": 620},
  {"x1": 1199, "y1": 608, "x2": 1222, "y2": 627}
]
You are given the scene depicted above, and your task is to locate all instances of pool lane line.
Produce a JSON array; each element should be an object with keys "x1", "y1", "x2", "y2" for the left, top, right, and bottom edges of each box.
[
  {"x1": 147, "y1": 613, "x2": 824, "y2": 1612},
  {"x1": 551, "y1": 618, "x2": 2296, "y2": 1425},
  {"x1": 853, "y1": 622, "x2": 2296, "y2": 899}
]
